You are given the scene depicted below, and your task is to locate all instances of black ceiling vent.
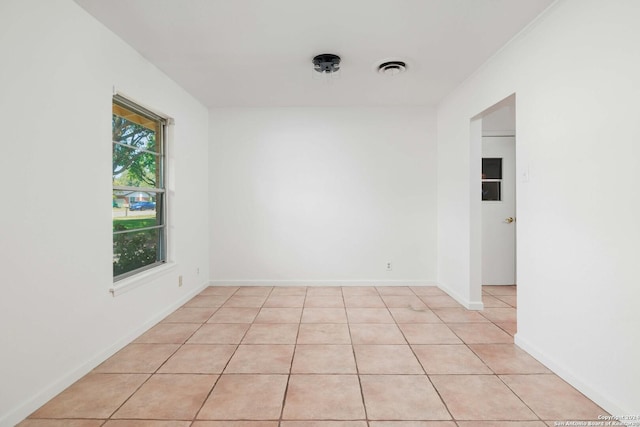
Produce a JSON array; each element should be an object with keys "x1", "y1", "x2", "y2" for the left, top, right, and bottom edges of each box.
[
  {"x1": 378, "y1": 60, "x2": 407, "y2": 76},
  {"x1": 313, "y1": 54, "x2": 341, "y2": 73}
]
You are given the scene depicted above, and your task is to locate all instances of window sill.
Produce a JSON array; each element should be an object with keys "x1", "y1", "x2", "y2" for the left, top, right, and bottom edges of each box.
[{"x1": 110, "y1": 262, "x2": 177, "y2": 297}]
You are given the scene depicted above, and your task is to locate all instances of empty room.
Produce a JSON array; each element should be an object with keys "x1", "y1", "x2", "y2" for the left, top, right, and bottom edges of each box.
[{"x1": 1, "y1": 0, "x2": 639, "y2": 426}]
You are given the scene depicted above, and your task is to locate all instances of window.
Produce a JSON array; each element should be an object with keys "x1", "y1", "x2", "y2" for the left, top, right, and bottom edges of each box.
[
  {"x1": 112, "y1": 96, "x2": 166, "y2": 281},
  {"x1": 482, "y1": 157, "x2": 502, "y2": 201}
]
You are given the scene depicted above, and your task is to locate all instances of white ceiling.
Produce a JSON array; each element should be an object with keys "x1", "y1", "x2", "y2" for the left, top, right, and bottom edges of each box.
[{"x1": 74, "y1": 0, "x2": 555, "y2": 108}]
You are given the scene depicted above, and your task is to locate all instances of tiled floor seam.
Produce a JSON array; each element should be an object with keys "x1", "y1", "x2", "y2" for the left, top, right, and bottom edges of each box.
[
  {"x1": 463, "y1": 340, "x2": 501, "y2": 375},
  {"x1": 351, "y1": 334, "x2": 371, "y2": 423},
  {"x1": 174, "y1": 292, "x2": 233, "y2": 346},
  {"x1": 278, "y1": 305, "x2": 305, "y2": 423},
  {"x1": 201, "y1": 299, "x2": 225, "y2": 323},
  {"x1": 494, "y1": 322, "x2": 514, "y2": 335},
  {"x1": 404, "y1": 328, "x2": 457, "y2": 422},
  {"x1": 190, "y1": 297, "x2": 249, "y2": 423},
  {"x1": 497, "y1": 371, "x2": 598, "y2": 423},
  {"x1": 90, "y1": 371, "x2": 153, "y2": 422},
  {"x1": 341, "y1": 288, "x2": 377, "y2": 423}
]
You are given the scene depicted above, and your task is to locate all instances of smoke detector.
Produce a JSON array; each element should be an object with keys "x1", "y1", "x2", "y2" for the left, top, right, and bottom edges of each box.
[
  {"x1": 313, "y1": 54, "x2": 341, "y2": 74},
  {"x1": 377, "y1": 61, "x2": 407, "y2": 76}
]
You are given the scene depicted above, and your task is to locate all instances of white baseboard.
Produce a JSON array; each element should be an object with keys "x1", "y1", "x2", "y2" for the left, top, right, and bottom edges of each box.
[
  {"x1": 437, "y1": 282, "x2": 484, "y2": 310},
  {"x1": 515, "y1": 333, "x2": 628, "y2": 416},
  {"x1": 1, "y1": 281, "x2": 208, "y2": 427},
  {"x1": 208, "y1": 279, "x2": 437, "y2": 287}
]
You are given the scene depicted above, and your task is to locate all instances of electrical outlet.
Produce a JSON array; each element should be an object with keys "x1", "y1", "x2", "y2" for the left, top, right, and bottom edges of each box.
[
  {"x1": 178, "y1": 275, "x2": 183, "y2": 287},
  {"x1": 386, "y1": 262, "x2": 392, "y2": 271}
]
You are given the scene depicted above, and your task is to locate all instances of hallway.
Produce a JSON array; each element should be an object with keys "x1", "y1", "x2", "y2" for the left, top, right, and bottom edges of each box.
[{"x1": 21, "y1": 285, "x2": 607, "y2": 426}]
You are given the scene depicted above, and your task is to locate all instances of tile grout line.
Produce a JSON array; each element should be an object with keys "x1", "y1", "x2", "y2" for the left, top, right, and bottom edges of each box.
[
  {"x1": 486, "y1": 287, "x2": 544, "y2": 423},
  {"x1": 346, "y1": 286, "x2": 370, "y2": 423},
  {"x1": 278, "y1": 286, "x2": 307, "y2": 424},
  {"x1": 403, "y1": 286, "x2": 456, "y2": 423},
  {"x1": 190, "y1": 286, "x2": 245, "y2": 423},
  {"x1": 495, "y1": 372, "x2": 546, "y2": 423}
]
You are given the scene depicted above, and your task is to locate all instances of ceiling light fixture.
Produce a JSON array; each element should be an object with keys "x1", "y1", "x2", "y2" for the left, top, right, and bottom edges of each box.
[
  {"x1": 313, "y1": 53, "x2": 341, "y2": 74},
  {"x1": 378, "y1": 60, "x2": 407, "y2": 76}
]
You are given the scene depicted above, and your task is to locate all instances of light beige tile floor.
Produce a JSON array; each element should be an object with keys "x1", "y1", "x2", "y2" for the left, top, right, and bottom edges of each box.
[{"x1": 20, "y1": 285, "x2": 609, "y2": 426}]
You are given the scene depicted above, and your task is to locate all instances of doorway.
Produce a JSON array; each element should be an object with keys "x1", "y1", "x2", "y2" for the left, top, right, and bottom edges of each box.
[{"x1": 472, "y1": 94, "x2": 517, "y2": 306}]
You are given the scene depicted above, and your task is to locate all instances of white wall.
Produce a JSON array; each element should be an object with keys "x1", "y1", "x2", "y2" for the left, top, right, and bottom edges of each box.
[
  {"x1": 482, "y1": 95, "x2": 516, "y2": 136},
  {"x1": 0, "y1": 1, "x2": 210, "y2": 425},
  {"x1": 437, "y1": 0, "x2": 640, "y2": 414},
  {"x1": 209, "y1": 107, "x2": 437, "y2": 285}
]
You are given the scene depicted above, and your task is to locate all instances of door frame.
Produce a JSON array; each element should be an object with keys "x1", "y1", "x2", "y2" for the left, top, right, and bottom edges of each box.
[{"x1": 469, "y1": 94, "x2": 517, "y2": 308}]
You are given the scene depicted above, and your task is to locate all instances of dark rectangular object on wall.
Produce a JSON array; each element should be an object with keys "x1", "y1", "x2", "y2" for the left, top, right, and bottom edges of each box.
[{"x1": 482, "y1": 158, "x2": 502, "y2": 179}]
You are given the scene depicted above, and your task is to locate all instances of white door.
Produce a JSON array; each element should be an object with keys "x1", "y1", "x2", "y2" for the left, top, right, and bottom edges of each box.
[{"x1": 481, "y1": 136, "x2": 516, "y2": 285}]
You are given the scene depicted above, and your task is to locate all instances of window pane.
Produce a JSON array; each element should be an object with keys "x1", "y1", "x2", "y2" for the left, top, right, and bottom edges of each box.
[
  {"x1": 112, "y1": 109, "x2": 160, "y2": 189},
  {"x1": 113, "y1": 190, "x2": 160, "y2": 226},
  {"x1": 482, "y1": 158, "x2": 502, "y2": 179},
  {"x1": 113, "y1": 228, "x2": 161, "y2": 277},
  {"x1": 112, "y1": 105, "x2": 159, "y2": 153},
  {"x1": 113, "y1": 142, "x2": 159, "y2": 189},
  {"x1": 482, "y1": 181, "x2": 501, "y2": 201},
  {"x1": 113, "y1": 214, "x2": 158, "y2": 233}
]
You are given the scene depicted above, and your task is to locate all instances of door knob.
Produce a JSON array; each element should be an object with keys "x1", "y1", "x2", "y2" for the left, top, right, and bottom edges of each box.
[{"x1": 505, "y1": 217, "x2": 515, "y2": 223}]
